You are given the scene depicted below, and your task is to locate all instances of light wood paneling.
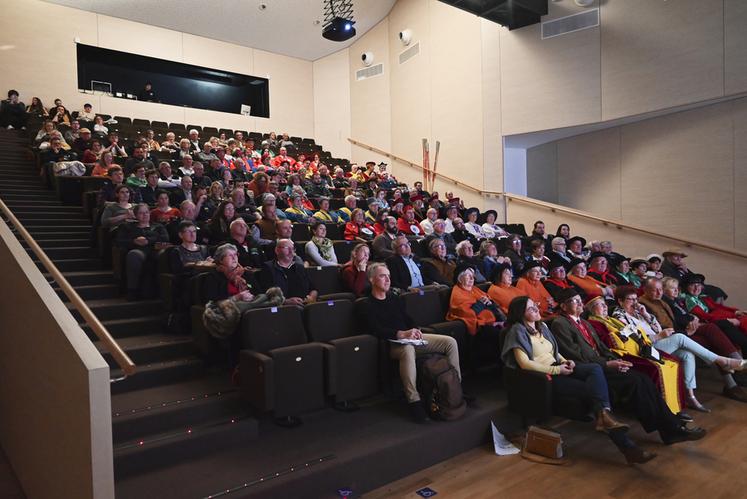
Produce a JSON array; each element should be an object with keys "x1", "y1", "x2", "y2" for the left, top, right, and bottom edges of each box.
[
  {"x1": 619, "y1": 103, "x2": 734, "y2": 247},
  {"x1": 499, "y1": 0, "x2": 601, "y2": 135},
  {"x1": 725, "y1": 0, "x2": 747, "y2": 96},
  {"x1": 97, "y1": 15, "x2": 182, "y2": 61},
  {"x1": 181, "y1": 33, "x2": 254, "y2": 76},
  {"x1": 557, "y1": 127, "x2": 621, "y2": 219},
  {"x1": 481, "y1": 19, "x2": 504, "y2": 194},
  {"x1": 314, "y1": 49, "x2": 352, "y2": 159},
  {"x1": 601, "y1": 0, "x2": 724, "y2": 121},
  {"x1": 526, "y1": 142, "x2": 558, "y2": 204},
  {"x1": 733, "y1": 98, "x2": 747, "y2": 251}
]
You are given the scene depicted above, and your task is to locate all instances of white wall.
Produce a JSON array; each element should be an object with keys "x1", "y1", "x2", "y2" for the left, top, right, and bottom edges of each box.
[{"x1": 313, "y1": 49, "x2": 352, "y2": 159}]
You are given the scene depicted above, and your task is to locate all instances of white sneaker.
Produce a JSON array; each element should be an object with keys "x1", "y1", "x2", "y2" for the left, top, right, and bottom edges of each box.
[{"x1": 7, "y1": 125, "x2": 14, "y2": 129}]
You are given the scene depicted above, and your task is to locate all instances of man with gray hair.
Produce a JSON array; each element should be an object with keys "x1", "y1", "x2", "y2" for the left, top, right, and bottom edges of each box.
[
  {"x1": 422, "y1": 219, "x2": 457, "y2": 257},
  {"x1": 385, "y1": 234, "x2": 433, "y2": 291},
  {"x1": 365, "y1": 262, "x2": 464, "y2": 423},
  {"x1": 420, "y1": 207, "x2": 439, "y2": 236},
  {"x1": 224, "y1": 218, "x2": 264, "y2": 268},
  {"x1": 338, "y1": 195, "x2": 358, "y2": 222},
  {"x1": 188, "y1": 129, "x2": 201, "y2": 152},
  {"x1": 259, "y1": 238, "x2": 317, "y2": 306}
]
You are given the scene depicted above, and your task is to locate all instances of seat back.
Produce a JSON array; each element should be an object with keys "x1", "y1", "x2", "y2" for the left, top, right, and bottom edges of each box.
[
  {"x1": 241, "y1": 305, "x2": 306, "y2": 353},
  {"x1": 304, "y1": 299, "x2": 355, "y2": 342},
  {"x1": 291, "y1": 223, "x2": 311, "y2": 241},
  {"x1": 333, "y1": 240, "x2": 357, "y2": 264},
  {"x1": 402, "y1": 289, "x2": 447, "y2": 326},
  {"x1": 306, "y1": 265, "x2": 344, "y2": 295},
  {"x1": 324, "y1": 223, "x2": 342, "y2": 240}
]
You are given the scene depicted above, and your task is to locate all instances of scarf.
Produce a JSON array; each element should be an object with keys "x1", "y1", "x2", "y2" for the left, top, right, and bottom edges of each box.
[
  {"x1": 217, "y1": 263, "x2": 249, "y2": 293},
  {"x1": 683, "y1": 293, "x2": 709, "y2": 313},
  {"x1": 312, "y1": 236, "x2": 334, "y2": 261}
]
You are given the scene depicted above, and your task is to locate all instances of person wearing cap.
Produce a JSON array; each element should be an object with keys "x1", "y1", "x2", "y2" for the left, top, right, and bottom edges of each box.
[
  {"x1": 501, "y1": 295, "x2": 657, "y2": 464},
  {"x1": 543, "y1": 257, "x2": 586, "y2": 303},
  {"x1": 516, "y1": 260, "x2": 556, "y2": 318},
  {"x1": 409, "y1": 193, "x2": 427, "y2": 221},
  {"x1": 610, "y1": 255, "x2": 642, "y2": 288},
  {"x1": 566, "y1": 236, "x2": 588, "y2": 261},
  {"x1": 397, "y1": 205, "x2": 424, "y2": 237},
  {"x1": 283, "y1": 192, "x2": 313, "y2": 223},
  {"x1": 629, "y1": 258, "x2": 650, "y2": 284},
  {"x1": 487, "y1": 263, "x2": 525, "y2": 314},
  {"x1": 552, "y1": 288, "x2": 706, "y2": 446},
  {"x1": 481, "y1": 210, "x2": 509, "y2": 239},
  {"x1": 364, "y1": 197, "x2": 380, "y2": 224},
  {"x1": 464, "y1": 208, "x2": 488, "y2": 241},
  {"x1": 446, "y1": 265, "x2": 505, "y2": 354},
  {"x1": 681, "y1": 274, "x2": 747, "y2": 334},
  {"x1": 588, "y1": 252, "x2": 619, "y2": 286},
  {"x1": 567, "y1": 258, "x2": 614, "y2": 300},
  {"x1": 645, "y1": 254, "x2": 664, "y2": 279},
  {"x1": 612, "y1": 285, "x2": 747, "y2": 412},
  {"x1": 385, "y1": 234, "x2": 432, "y2": 291},
  {"x1": 642, "y1": 277, "x2": 747, "y2": 403},
  {"x1": 661, "y1": 248, "x2": 728, "y2": 303}
]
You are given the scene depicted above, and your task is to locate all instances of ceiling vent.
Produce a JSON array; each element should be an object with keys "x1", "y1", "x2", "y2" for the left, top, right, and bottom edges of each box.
[
  {"x1": 541, "y1": 8, "x2": 599, "y2": 39},
  {"x1": 398, "y1": 42, "x2": 420, "y2": 65},
  {"x1": 356, "y1": 63, "x2": 384, "y2": 81}
]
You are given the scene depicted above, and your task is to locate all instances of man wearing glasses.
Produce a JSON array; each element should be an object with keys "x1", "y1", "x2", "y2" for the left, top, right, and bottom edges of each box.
[{"x1": 385, "y1": 234, "x2": 434, "y2": 292}]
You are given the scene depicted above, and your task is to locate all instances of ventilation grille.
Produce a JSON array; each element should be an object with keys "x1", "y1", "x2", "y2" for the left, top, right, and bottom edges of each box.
[
  {"x1": 398, "y1": 42, "x2": 420, "y2": 65},
  {"x1": 356, "y1": 63, "x2": 384, "y2": 81},
  {"x1": 541, "y1": 8, "x2": 599, "y2": 39}
]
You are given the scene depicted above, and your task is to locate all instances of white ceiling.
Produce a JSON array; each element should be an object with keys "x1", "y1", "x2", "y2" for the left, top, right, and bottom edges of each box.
[{"x1": 42, "y1": 0, "x2": 396, "y2": 61}]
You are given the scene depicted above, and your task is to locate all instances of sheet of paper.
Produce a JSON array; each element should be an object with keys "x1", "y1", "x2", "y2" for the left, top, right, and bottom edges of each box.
[
  {"x1": 388, "y1": 339, "x2": 429, "y2": 346},
  {"x1": 491, "y1": 422, "x2": 519, "y2": 456}
]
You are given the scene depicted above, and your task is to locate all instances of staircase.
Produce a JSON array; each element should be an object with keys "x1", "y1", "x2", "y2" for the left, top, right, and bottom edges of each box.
[{"x1": 0, "y1": 129, "x2": 257, "y2": 493}]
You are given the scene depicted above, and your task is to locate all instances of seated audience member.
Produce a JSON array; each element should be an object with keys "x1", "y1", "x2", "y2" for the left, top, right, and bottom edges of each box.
[
  {"x1": 341, "y1": 244, "x2": 371, "y2": 296},
  {"x1": 169, "y1": 221, "x2": 211, "y2": 275},
  {"x1": 90, "y1": 158, "x2": 110, "y2": 177},
  {"x1": 372, "y1": 215, "x2": 398, "y2": 261},
  {"x1": 284, "y1": 192, "x2": 314, "y2": 223},
  {"x1": 63, "y1": 120, "x2": 81, "y2": 144},
  {"x1": 420, "y1": 238, "x2": 456, "y2": 286},
  {"x1": 550, "y1": 236, "x2": 572, "y2": 264},
  {"x1": 530, "y1": 220, "x2": 549, "y2": 242},
  {"x1": 77, "y1": 102, "x2": 96, "y2": 122},
  {"x1": 420, "y1": 208, "x2": 438, "y2": 236},
  {"x1": 451, "y1": 218, "x2": 478, "y2": 250},
  {"x1": 567, "y1": 236, "x2": 588, "y2": 261},
  {"x1": 187, "y1": 129, "x2": 201, "y2": 152},
  {"x1": 502, "y1": 295, "x2": 658, "y2": 464},
  {"x1": 365, "y1": 263, "x2": 463, "y2": 423},
  {"x1": 386, "y1": 234, "x2": 432, "y2": 291},
  {"x1": 104, "y1": 132, "x2": 127, "y2": 158},
  {"x1": 208, "y1": 200, "x2": 237, "y2": 244},
  {"x1": 487, "y1": 263, "x2": 524, "y2": 314},
  {"x1": 344, "y1": 208, "x2": 375, "y2": 242},
  {"x1": 91, "y1": 115, "x2": 108, "y2": 138},
  {"x1": 272, "y1": 146, "x2": 295, "y2": 167},
  {"x1": 567, "y1": 258, "x2": 614, "y2": 300},
  {"x1": 178, "y1": 156, "x2": 195, "y2": 176},
  {"x1": 661, "y1": 277, "x2": 747, "y2": 355},
  {"x1": 230, "y1": 188, "x2": 257, "y2": 223},
  {"x1": 551, "y1": 288, "x2": 705, "y2": 447},
  {"x1": 139, "y1": 169, "x2": 162, "y2": 205},
  {"x1": 611, "y1": 255, "x2": 641, "y2": 288},
  {"x1": 555, "y1": 223, "x2": 571, "y2": 240},
  {"x1": 190, "y1": 161, "x2": 212, "y2": 189},
  {"x1": 157, "y1": 161, "x2": 180, "y2": 188},
  {"x1": 646, "y1": 254, "x2": 664, "y2": 278},
  {"x1": 464, "y1": 208, "x2": 488, "y2": 240},
  {"x1": 305, "y1": 172, "x2": 331, "y2": 198},
  {"x1": 255, "y1": 195, "x2": 282, "y2": 240},
  {"x1": 40, "y1": 136, "x2": 76, "y2": 164},
  {"x1": 612, "y1": 286, "x2": 746, "y2": 412},
  {"x1": 681, "y1": 273, "x2": 747, "y2": 334},
  {"x1": 455, "y1": 241, "x2": 486, "y2": 284},
  {"x1": 34, "y1": 120, "x2": 56, "y2": 145},
  {"x1": 543, "y1": 257, "x2": 586, "y2": 303},
  {"x1": 629, "y1": 258, "x2": 650, "y2": 285},
  {"x1": 25, "y1": 96, "x2": 48, "y2": 117},
  {"x1": 246, "y1": 171, "x2": 269, "y2": 199},
  {"x1": 175, "y1": 138, "x2": 193, "y2": 160},
  {"x1": 143, "y1": 129, "x2": 159, "y2": 152},
  {"x1": 516, "y1": 261, "x2": 556, "y2": 318},
  {"x1": 81, "y1": 137, "x2": 101, "y2": 163},
  {"x1": 115, "y1": 204, "x2": 170, "y2": 301},
  {"x1": 305, "y1": 220, "x2": 338, "y2": 267},
  {"x1": 284, "y1": 173, "x2": 305, "y2": 196},
  {"x1": 204, "y1": 243, "x2": 260, "y2": 309},
  {"x1": 423, "y1": 219, "x2": 457, "y2": 257},
  {"x1": 639, "y1": 278, "x2": 747, "y2": 403},
  {"x1": 585, "y1": 296, "x2": 686, "y2": 415},
  {"x1": 224, "y1": 218, "x2": 264, "y2": 269},
  {"x1": 364, "y1": 197, "x2": 380, "y2": 224},
  {"x1": 170, "y1": 175, "x2": 194, "y2": 206},
  {"x1": 481, "y1": 210, "x2": 509, "y2": 239},
  {"x1": 337, "y1": 195, "x2": 358, "y2": 223},
  {"x1": 204, "y1": 181, "x2": 224, "y2": 215},
  {"x1": 125, "y1": 164, "x2": 148, "y2": 189},
  {"x1": 397, "y1": 205, "x2": 424, "y2": 237},
  {"x1": 100, "y1": 185, "x2": 135, "y2": 230},
  {"x1": 525, "y1": 238, "x2": 550, "y2": 277},
  {"x1": 503, "y1": 235, "x2": 525, "y2": 276},
  {"x1": 159, "y1": 132, "x2": 179, "y2": 153},
  {"x1": 588, "y1": 252, "x2": 618, "y2": 286},
  {"x1": 312, "y1": 197, "x2": 342, "y2": 224},
  {"x1": 259, "y1": 239, "x2": 318, "y2": 306},
  {"x1": 97, "y1": 166, "x2": 125, "y2": 207},
  {"x1": 479, "y1": 240, "x2": 506, "y2": 282},
  {"x1": 50, "y1": 105, "x2": 71, "y2": 126},
  {"x1": 150, "y1": 190, "x2": 181, "y2": 224}
]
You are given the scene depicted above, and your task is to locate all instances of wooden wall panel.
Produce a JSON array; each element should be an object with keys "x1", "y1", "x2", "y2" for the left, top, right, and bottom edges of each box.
[
  {"x1": 733, "y1": 98, "x2": 747, "y2": 251},
  {"x1": 526, "y1": 142, "x2": 558, "y2": 204},
  {"x1": 725, "y1": 0, "x2": 747, "y2": 96},
  {"x1": 557, "y1": 127, "x2": 621, "y2": 220},
  {"x1": 601, "y1": 0, "x2": 724, "y2": 120},
  {"x1": 619, "y1": 103, "x2": 734, "y2": 247}
]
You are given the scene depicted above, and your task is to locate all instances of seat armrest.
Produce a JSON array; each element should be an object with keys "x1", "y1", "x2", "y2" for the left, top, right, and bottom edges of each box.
[{"x1": 240, "y1": 350, "x2": 274, "y2": 412}]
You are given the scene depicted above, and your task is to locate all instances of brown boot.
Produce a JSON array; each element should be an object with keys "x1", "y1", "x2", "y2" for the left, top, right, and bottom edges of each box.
[
  {"x1": 620, "y1": 446, "x2": 657, "y2": 465},
  {"x1": 595, "y1": 409, "x2": 630, "y2": 433}
]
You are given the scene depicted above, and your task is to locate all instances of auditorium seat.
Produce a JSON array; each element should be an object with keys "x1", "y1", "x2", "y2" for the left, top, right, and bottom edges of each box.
[
  {"x1": 306, "y1": 266, "x2": 354, "y2": 300},
  {"x1": 333, "y1": 240, "x2": 357, "y2": 264},
  {"x1": 151, "y1": 120, "x2": 168, "y2": 129},
  {"x1": 291, "y1": 223, "x2": 311, "y2": 241},
  {"x1": 239, "y1": 306, "x2": 326, "y2": 425},
  {"x1": 304, "y1": 299, "x2": 379, "y2": 407},
  {"x1": 132, "y1": 118, "x2": 150, "y2": 127},
  {"x1": 113, "y1": 116, "x2": 132, "y2": 125},
  {"x1": 402, "y1": 288, "x2": 467, "y2": 345},
  {"x1": 186, "y1": 125, "x2": 203, "y2": 133},
  {"x1": 218, "y1": 128, "x2": 233, "y2": 138}
]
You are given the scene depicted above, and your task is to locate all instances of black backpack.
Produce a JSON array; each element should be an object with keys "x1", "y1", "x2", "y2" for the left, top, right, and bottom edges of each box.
[{"x1": 416, "y1": 353, "x2": 466, "y2": 421}]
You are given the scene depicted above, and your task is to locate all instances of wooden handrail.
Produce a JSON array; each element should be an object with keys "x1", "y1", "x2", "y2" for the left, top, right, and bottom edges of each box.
[
  {"x1": 349, "y1": 137, "x2": 747, "y2": 260},
  {"x1": 347, "y1": 138, "x2": 503, "y2": 197},
  {"x1": 504, "y1": 193, "x2": 747, "y2": 260},
  {"x1": 0, "y1": 198, "x2": 136, "y2": 377}
]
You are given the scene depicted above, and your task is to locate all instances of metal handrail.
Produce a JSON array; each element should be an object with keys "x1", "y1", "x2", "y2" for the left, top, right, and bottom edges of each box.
[
  {"x1": 348, "y1": 137, "x2": 747, "y2": 261},
  {"x1": 0, "y1": 198, "x2": 137, "y2": 377}
]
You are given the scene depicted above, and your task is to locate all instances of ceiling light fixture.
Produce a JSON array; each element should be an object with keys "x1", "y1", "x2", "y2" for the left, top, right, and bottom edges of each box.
[{"x1": 322, "y1": 0, "x2": 356, "y2": 42}]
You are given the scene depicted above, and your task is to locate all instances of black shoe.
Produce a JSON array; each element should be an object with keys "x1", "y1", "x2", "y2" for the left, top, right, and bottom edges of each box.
[
  {"x1": 408, "y1": 401, "x2": 429, "y2": 424},
  {"x1": 620, "y1": 446, "x2": 657, "y2": 465},
  {"x1": 677, "y1": 412, "x2": 694, "y2": 423},
  {"x1": 662, "y1": 425, "x2": 707, "y2": 445}
]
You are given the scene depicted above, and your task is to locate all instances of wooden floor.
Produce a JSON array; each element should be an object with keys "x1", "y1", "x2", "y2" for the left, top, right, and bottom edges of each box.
[{"x1": 366, "y1": 372, "x2": 747, "y2": 499}]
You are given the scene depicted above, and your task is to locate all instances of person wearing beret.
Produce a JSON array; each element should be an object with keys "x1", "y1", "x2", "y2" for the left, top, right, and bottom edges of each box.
[
  {"x1": 566, "y1": 236, "x2": 588, "y2": 261},
  {"x1": 681, "y1": 273, "x2": 747, "y2": 335},
  {"x1": 610, "y1": 255, "x2": 642, "y2": 288},
  {"x1": 464, "y1": 207, "x2": 488, "y2": 241},
  {"x1": 612, "y1": 285, "x2": 747, "y2": 412},
  {"x1": 660, "y1": 248, "x2": 727, "y2": 302},
  {"x1": 567, "y1": 258, "x2": 614, "y2": 300},
  {"x1": 487, "y1": 263, "x2": 525, "y2": 314},
  {"x1": 480, "y1": 210, "x2": 509, "y2": 239},
  {"x1": 551, "y1": 288, "x2": 707, "y2": 445},
  {"x1": 515, "y1": 260, "x2": 556, "y2": 318},
  {"x1": 446, "y1": 263, "x2": 506, "y2": 338},
  {"x1": 543, "y1": 257, "x2": 587, "y2": 303},
  {"x1": 588, "y1": 252, "x2": 619, "y2": 286},
  {"x1": 629, "y1": 258, "x2": 650, "y2": 284}
]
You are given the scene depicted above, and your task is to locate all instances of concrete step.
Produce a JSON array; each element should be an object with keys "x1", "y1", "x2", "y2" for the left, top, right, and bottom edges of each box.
[
  {"x1": 67, "y1": 299, "x2": 164, "y2": 322},
  {"x1": 110, "y1": 357, "x2": 206, "y2": 395},
  {"x1": 82, "y1": 315, "x2": 165, "y2": 340},
  {"x1": 97, "y1": 333, "x2": 197, "y2": 369},
  {"x1": 54, "y1": 283, "x2": 120, "y2": 301}
]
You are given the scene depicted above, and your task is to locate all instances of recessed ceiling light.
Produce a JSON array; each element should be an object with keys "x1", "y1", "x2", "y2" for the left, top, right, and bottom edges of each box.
[{"x1": 313, "y1": 20, "x2": 321, "y2": 25}]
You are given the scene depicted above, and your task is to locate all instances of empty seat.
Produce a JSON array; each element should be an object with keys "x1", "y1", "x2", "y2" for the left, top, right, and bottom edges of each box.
[
  {"x1": 151, "y1": 120, "x2": 168, "y2": 129},
  {"x1": 113, "y1": 116, "x2": 132, "y2": 125},
  {"x1": 333, "y1": 240, "x2": 357, "y2": 264},
  {"x1": 202, "y1": 127, "x2": 218, "y2": 136},
  {"x1": 186, "y1": 125, "x2": 203, "y2": 133},
  {"x1": 324, "y1": 223, "x2": 342, "y2": 240},
  {"x1": 305, "y1": 265, "x2": 353, "y2": 300},
  {"x1": 291, "y1": 223, "x2": 311, "y2": 241},
  {"x1": 218, "y1": 128, "x2": 233, "y2": 137},
  {"x1": 402, "y1": 289, "x2": 467, "y2": 343},
  {"x1": 132, "y1": 118, "x2": 150, "y2": 126},
  {"x1": 240, "y1": 306, "x2": 326, "y2": 424},
  {"x1": 304, "y1": 299, "x2": 379, "y2": 405},
  {"x1": 169, "y1": 123, "x2": 186, "y2": 131}
]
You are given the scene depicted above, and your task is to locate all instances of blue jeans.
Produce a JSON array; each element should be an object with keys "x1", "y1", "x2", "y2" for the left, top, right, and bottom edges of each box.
[
  {"x1": 551, "y1": 362, "x2": 610, "y2": 413},
  {"x1": 655, "y1": 333, "x2": 718, "y2": 389}
]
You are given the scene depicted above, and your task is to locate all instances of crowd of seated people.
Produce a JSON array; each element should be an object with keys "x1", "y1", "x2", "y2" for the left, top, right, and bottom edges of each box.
[{"x1": 13, "y1": 91, "x2": 747, "y2": 460}]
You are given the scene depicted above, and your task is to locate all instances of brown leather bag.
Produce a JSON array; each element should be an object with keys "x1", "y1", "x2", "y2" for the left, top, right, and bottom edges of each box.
[{"x1": 523, "y1": 426, "x2": 564, "y2": 459}]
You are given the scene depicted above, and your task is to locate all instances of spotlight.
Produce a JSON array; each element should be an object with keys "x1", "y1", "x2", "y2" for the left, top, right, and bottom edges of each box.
[{"x1": 322, "y1": 17, "x2": 357, "y2": 41}]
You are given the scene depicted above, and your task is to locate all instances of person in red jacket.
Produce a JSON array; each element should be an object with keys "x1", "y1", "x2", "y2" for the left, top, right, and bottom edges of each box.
[
  {"x1": 344, "y1": 208, "x2": 375, "y2": 242},
  {"x1": 396, "y1": 205, "x2": 424, "y2": 237},
  {"x1": 682, "y1": 274, "x2": 747, "y2": 334}
]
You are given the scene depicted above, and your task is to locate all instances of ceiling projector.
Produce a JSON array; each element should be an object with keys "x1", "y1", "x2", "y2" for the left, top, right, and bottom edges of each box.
[{"x1": 322, "y1": 17, "x2": 356, "y2": 41}]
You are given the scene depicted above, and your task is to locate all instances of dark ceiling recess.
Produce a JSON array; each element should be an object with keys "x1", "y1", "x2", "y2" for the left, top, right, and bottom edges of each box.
[{"x1": 436, "y1": 0, "x2": 548, "y2": 30}]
